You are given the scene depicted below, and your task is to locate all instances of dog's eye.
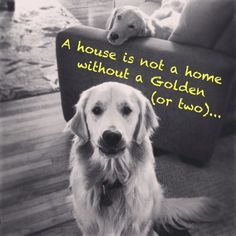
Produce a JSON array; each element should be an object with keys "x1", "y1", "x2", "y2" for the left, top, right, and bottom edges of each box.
[
  {"x1": 117, "y1": 15, "x2": 122, "y2": 20},
  {"x1": 121, "y1": 106, "x2": 132, "y2": 116},
  {"x1": 92, "y1": 106, "x2": 103, "y2": 116},
  {"x1": 128, "y1": 24, "x2": 135, "y2": 29}
]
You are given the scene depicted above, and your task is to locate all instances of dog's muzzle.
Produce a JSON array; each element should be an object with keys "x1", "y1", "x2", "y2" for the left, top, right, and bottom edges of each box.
[{"x1": 98, "y1": 130, "x2": 126, "y2": 156}]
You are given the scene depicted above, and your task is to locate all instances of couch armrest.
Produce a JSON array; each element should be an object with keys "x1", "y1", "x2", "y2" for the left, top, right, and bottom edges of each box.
[{"x1": 56, "y1": 25, "x2": 234, "y2": 164}]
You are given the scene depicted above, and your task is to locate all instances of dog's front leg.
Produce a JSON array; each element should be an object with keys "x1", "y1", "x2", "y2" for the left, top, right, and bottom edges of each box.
[
  {"x1": 72, "y1": 195, "x2": 100, "y2": 235},
  {"x1": 74, "y1": 217, "x2": 99, "y2": 236}
]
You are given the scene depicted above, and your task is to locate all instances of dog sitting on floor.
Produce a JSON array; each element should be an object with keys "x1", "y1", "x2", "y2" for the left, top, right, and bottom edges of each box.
[
  {"x1": 106, "y1": 0, "x2": 187, "y2": 45},
  {"x1": 65, "y1": 82, "x2": 220, "y2": 236}
]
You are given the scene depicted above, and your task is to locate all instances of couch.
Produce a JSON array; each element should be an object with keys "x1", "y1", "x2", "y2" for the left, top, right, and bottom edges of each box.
[{"x1": 56, "y1": 0, "x2": 235, "y2": 165}]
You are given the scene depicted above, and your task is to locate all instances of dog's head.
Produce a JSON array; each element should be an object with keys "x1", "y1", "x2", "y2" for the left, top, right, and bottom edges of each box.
[
  {"x1": 106, "y1": 6, "x2": 153, "y2": 45},
  {"x1": 65, "y1": 82, "x2": 159, "y2": 183}
]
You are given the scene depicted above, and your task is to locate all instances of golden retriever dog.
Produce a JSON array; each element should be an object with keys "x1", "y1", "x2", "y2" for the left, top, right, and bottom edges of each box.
[
  {"x1": 106, "y1": 0, "x2": 187, "y2": 45},
  {"x1": 65, "y1": 82, "x2": 220, "y2": 236}
]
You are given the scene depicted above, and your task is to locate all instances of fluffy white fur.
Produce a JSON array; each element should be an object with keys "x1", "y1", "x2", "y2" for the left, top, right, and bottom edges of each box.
[
  {"x1": 66, "y1": 82, "x2": 220, "y2": 236},
  {"x1": 106, "y1": 0, "x2": 188, "y2": 45}
]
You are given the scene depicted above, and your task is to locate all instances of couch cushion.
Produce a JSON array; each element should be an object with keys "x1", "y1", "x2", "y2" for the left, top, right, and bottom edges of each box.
[{"x1": 169, "y1": 0, "x2": 234, "y2": 51}]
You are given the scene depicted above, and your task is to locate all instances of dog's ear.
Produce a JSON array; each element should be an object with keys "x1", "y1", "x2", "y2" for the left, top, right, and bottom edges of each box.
[
  {"x1": 106, "y1": 8, "x2": 118, "y2": 30},
  {"x1": 137, "y1": 12, "x2": 155, "y2": 37},
  {"x1": 134, "y1": 93, "x2": 159, "y2": 144},
  {"x1": 145, "y1": 98, "x2": 159, "y2": 135},
  {"x1": 64, "y1": 90, "x2": 90, "y2": 142}
]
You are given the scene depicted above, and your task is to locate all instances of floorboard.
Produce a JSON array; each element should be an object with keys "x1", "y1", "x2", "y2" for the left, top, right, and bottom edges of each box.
[{"x1": 0, "y1": 92, "x2": 78, "y2": 235}]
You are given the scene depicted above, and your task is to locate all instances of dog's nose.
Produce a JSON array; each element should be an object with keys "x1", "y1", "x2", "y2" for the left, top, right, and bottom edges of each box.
[
  {"x1": 102, "y1": 130, "x2": 122, "y2": 146},
  {"x1": 110, "y1": 32, "x2": 119, "y2": 41}
]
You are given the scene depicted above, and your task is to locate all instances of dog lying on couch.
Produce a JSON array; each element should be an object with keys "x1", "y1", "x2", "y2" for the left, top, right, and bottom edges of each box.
[
  {"x1": 66, "y1": 82, "x2": 220, "y2": 236},
  {"x1": 107, "y1": 0, "x2": 187, "y2": 45}
]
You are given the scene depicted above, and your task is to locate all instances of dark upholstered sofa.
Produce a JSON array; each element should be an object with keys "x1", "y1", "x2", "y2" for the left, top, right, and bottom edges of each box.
[{"x1": 56, "y1": 0, "x2": 235, "y2": 165}]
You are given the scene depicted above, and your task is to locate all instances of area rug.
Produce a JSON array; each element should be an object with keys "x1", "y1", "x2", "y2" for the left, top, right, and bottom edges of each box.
[
  {"x1": 0, "y1": 0, "x2": 79, "y2": 102},
  {"x1": 156, "y1": 132, "x2": 236, "y2": 236}
]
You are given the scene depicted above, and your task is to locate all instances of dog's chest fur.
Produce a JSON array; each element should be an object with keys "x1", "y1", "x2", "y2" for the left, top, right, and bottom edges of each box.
[{"x1": 70, "y1": 138, "x2": 162, "y2": 235}]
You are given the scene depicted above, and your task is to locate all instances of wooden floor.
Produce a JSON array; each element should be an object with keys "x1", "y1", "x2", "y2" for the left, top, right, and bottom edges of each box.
[
  {"x1": 58, "y1": 0, "x2": 112, "y2": 28},
  {"x1": 0, "y1": 93, "x2": 81, "y2": 236},
  {"x1": 58, "y1": 0, "x2": 144, "y2": 29}
]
